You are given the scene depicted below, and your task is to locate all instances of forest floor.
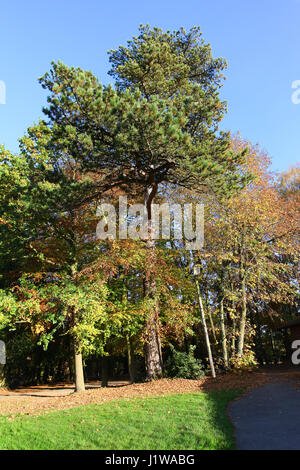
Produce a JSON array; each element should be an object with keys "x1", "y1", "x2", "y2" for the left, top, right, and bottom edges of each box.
[{"x1": 0, "y1": 367, "x2": 299, "y2": 418}]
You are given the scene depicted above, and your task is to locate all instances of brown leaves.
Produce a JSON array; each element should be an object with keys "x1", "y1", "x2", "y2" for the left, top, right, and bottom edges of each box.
[{"x1": 0, "y1": 371, "x2": 278, "y2": 419}]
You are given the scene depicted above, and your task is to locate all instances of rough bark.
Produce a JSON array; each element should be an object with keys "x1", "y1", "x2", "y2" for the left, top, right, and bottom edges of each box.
[
  {"x1": 71, "y1": 261, "x2": 86, "y2": 393},
  {"x1": 144, "y1": 183, "x2": 162, "y2": 380},
  {"x1": 74, "y1": 346, "x2": 85, "y2": 392}
]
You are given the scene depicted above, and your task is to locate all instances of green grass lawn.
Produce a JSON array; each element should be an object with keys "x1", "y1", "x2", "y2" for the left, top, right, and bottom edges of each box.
[{"x1": 0, "y1": 390, "x2": 240, "y2": 450}]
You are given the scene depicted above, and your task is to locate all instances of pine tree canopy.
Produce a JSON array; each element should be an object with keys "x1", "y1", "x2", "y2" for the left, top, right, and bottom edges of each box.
[{"x1": 35, "y1": 25, "x2": 250, "y2": 203}]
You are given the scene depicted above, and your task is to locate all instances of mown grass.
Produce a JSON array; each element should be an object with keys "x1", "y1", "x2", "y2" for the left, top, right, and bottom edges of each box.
[{"x1": 0, "y1": 390, "x2": 240, "y2": 450}]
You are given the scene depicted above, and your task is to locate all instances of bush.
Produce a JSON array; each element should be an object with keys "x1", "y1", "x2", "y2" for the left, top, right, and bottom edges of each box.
[
  {"x1": 163, "y1": 345, "x2": 205, "y2": 379},
  {"x1": 229, "y1": 349, "x2": 259, "y2": 373}
]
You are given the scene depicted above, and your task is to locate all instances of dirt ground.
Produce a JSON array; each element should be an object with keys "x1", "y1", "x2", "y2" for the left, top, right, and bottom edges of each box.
[{"x1": 0, "y1": 367, "x2": 299, "y2": 418}]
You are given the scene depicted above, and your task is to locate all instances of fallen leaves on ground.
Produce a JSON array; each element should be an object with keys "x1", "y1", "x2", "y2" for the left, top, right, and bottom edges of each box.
[{"x1": 0, "y1": 368, "x2": 299, "y2": 419}]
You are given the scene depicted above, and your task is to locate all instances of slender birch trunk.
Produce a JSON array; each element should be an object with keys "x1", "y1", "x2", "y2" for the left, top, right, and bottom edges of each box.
[
  {"x1": 231, "y1": 316, "x2": 236, "y2": 356},
  {"x1": 220, "y1": 295, "x2": 228, "y2": 368},
  {"x1": 204, "y1": 284, "x2": 217, "y2": 344},
  {"x1": 219, "y1": 268, "x2": 228, "y2": 367},
  {"x1": 230, "y1": 281, "x2": 236, "y2": 357},
  {"x1": 195, "y1": 277, "x2": 216, "y2": 378},
  {"x1": 237, "y1": 274, "x2": 247, "y2": 356}
]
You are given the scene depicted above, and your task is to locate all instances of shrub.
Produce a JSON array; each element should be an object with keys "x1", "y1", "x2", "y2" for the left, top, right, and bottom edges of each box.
[
  {"x1": 229, "y1": 349, "x2": 259, "y2": 373},
  {"x1": 163, "y1": 345, "x2": 205, "y2": 379}
]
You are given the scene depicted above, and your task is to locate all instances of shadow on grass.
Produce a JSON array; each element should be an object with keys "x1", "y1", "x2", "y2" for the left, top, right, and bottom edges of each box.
[{"x1": 0, "y1": 389, "x2": 241, "y2": 450}]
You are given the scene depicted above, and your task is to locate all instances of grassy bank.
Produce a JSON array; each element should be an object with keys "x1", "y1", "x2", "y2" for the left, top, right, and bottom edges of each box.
[{"x1": 0, "y1": 390, "x2": 240, "y2": 450}]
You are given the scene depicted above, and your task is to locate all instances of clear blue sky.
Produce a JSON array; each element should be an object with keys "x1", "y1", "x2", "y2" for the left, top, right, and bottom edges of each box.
[{"x1": 0, "y1": 0, "x2": 299, "y2": 172}]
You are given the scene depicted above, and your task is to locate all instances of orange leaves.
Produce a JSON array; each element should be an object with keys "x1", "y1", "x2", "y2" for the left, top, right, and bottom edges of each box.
[{"x1": 31, "y1": 323, "x2": 47, "y2": 337}]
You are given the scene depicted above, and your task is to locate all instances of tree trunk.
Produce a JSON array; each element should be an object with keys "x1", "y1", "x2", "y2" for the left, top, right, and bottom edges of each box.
[
  {"x1": 74, "y1": 346, "x2": 85, "y2": 392},
  {"x1": 231, "y1": 316, "x2": 236, "y2": 356},
  {"x1": 202, "y1": 284, "x2": 217, "y2": 345},
  {"x1": 219, "y1": 267, "x2": 228, "y2": 367},
  {"x1": 70, "y1": 261, "x2": 86, "y2": 393},
  {"x1": 220, "y1": 295, "x2": 228, "y2": 368},
  {"x1": 230, "y1": 282, "x2": 236, "y2": 357},
  {"x1": 255, "y1": 320, "x2": 265, "y2": 365},
  {"x1": 62, "y1": 360, "x2": 71, "y2": 382},
  {"x1": 144, "y1": 184, "x2": 162, "y2": 380},
  {"x1": 0, "y1": 365, "x2": 5, "y2": 388},
  {"x1": 101, "y1": 356, "x2": 109, "y2": 387},
  {"x1": 0, "y1": 340, "x2": 6, "y2": 388},
  {"x1": 144, "y1": 318, "x2": 162, "y2": 380},
  {"x1": 195, "y1": 277, "x2": 216, "y2": 378},
  {"x1": 197, "y1": 262, "x2": 217, "y2": 346},
  {"x1": 270, "y1": 332, "x2": 277, "y2": 364},
  {"x1": 126, "y1": 335, "x2": 136, "y2": 383},
  {"x1": 237, "y1": 274, "x2": 247, "y2": 356}
]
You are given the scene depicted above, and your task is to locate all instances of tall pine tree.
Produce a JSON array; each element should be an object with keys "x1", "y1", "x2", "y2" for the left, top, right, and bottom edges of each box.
[{"x1": 36, "y1": 25, "x2": 250, "y2": 379}]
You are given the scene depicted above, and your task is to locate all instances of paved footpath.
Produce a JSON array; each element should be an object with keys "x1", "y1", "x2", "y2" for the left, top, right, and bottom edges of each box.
[{"x1": 229, "y1": 381, "x2": 300, "y2": 449}]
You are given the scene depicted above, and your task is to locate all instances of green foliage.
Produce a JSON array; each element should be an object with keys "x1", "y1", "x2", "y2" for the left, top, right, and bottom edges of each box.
[
  {"x1": 164, "y1": 345, "x2": 205, "y2": 379},
  {"x1": 229, "y1": 349, "x2": 259, "y2": 373},
  {"x1": 0, "y1": 147, "x2": 33, "y2": 288},
  {"x1": 38, "y1": 26, "x2": 250, "y2": 200},
  {"x1": 0, "y1": 274, "x2": 109, "y2": 355},
  {"x1": 0, "y1": 26, "x2": 297, "y2": 389},
  {"x1": 0, "y1": 25, "x2": 251, "y2": 385}
]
